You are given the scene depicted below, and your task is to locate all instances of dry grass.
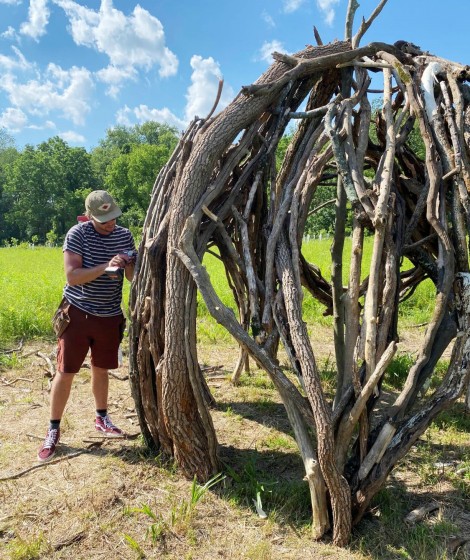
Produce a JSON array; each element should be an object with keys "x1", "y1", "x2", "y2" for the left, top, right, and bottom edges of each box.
[{"x1": 0, "y1": 330, "x2": 469, "y2": 560}]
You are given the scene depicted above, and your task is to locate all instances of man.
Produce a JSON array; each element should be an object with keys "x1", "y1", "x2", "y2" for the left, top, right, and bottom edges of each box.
[{"x1": 38, "y1": 190, "x2": 136, "y2": 462}]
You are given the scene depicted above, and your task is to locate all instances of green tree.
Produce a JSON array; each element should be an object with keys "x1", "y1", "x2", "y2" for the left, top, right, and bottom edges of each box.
[
  {"x1": 2, "y1": 137, "x2": 97, "y2": 243},
  {"x1": 37, "y1": 137, "x2": 98, "y2": 238},
  {"x1": 0, "y1": 148, "x2": 20, "y2": 243},
  {"x1": 105, "y1": 142, "x2": 177, "y2": 233},
  {"x1": 95, "y1": 122, "x2": 179, "y2": 233},
  {"x1": 91, "y1": 121, "x2": 179, "y2": 215},
  {"x1": 305, "y1": 181, "x2": 339, "y2": 237},
  {"x1": 0, "y1": 127, "x2": 15, "y2": 151},
  {"x1": 0, "y1": 128, "x2": 19, "y2": 242}
]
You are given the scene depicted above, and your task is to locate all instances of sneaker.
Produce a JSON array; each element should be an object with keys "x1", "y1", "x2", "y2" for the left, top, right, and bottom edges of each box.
[
  {"x1": 37, "y1": 428, "x2": 60, "y2": 462},
  {"x1": 95, "y1": 415, "x2": 124, "y2": 437}
]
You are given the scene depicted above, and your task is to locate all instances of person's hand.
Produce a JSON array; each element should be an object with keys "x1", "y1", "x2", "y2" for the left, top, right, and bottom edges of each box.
[{"x1": 108, "y1": 254, "x2": 129, "y2": 269}]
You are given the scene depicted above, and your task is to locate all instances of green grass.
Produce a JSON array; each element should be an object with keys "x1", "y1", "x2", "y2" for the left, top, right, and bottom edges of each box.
[
  {"x1": 0, "y1": 246, "x2": 134, "y2": 347},
  {"x1": 0, "y1": 246, "x2": 64, "y2": 344},
  {"x1": 0, "y1": 240, "x2": 436, "y2": 347},
  {"x1": 6, "y1": 533, "x2": 48, "y2": 560},
  {"x1": 354, "y1": 485, "x2": 460, "y2": 560}
]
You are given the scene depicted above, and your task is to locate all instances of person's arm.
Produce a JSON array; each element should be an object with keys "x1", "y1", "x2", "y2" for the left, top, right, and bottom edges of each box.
[
  {"x1": 64, "y1": 250, "x2": 130, "y2": 286},
  {"x1": 124, "y1": 260, "x2": 135, "y2": 282},
  {"x1": 123, "y1": 232, "x2": 136, "y2": 282}
]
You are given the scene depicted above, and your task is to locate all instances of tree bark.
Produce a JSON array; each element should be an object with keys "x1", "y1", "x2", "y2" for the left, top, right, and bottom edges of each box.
[{"x1": 130, "y1": 31, "x2": 470, "y2": 545}]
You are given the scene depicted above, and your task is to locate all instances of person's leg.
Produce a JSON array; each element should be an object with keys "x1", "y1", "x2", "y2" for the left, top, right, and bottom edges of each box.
[
  {"x1": 37, "y1": 371, "x2": 75, "y2": 462},
  {"x1": 91, "y1": 365, "x2": 109, "y2": 410},
  {"x1": 89, "y1": 313, "x2": 125, "y2": 436},
  {"x1": 38, "y1": 305, "x2": 90, "y2": 462},
  {"x1": 50, "y1": 371, "x2": 75, "y2": 420},
  {"x1": 91, "y1": 364, "x2": 124, "y2": 436}
]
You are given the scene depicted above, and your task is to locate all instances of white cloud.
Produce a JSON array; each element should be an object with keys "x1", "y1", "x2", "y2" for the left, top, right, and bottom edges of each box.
[
  {"x1": 258, "y1": 40, "x2": 287, "y2": 64},
  {"x1": 184, "y1": 55, "x2": 234, "y2": 122},
  {"x1": 95, "y1": 64, "x2": 138, "y2": 97},
  {"x1": 261, "y1": 10, "x2": 275, "y2": 28},
  {"x1": 59, "y1": 130, "x2": 86, "y2": 143},
  {"x1": 283, "y1": 0, "x2": 305, "y2": 13},
  {"x1": 116, "y1": 55, "x2": 234, "y2": 132},
  {"x1": 20, "y1": 0, "x2": 50, "y2": 40},
  {"x1": 317, "y1": 0, "x2": 340, "y2": 25},
  {"x1": 0, "y1": 107, "x2": 28, "y2": 132},
  {"x1": 116, "y1": 104, "x2": 186, "y2": 131},
  {"x1": 0, "y1": 46, "x2": 32, "y2": 71},
  {"x1": 0, "y1": 63, "x2": 94, "y2": 125},
  {"x1": 28, "y1": 120, "x2": 55, "y2": 130},
  {"x1": 0, "y1": 0, "x2": 22, "y2": 4},
  {"x1": 115, "y1": 106, "x2": 132, "y2": 126},
  {"x1": 1, "y1": 26, "x2": 20, "y2": 40},
  {"x1": 53, "y1": 0, "x2": 178, "y2": 79}
]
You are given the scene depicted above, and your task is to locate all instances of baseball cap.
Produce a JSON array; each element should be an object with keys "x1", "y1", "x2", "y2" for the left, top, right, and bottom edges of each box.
[{"x1": 85, "y1": 190, "x2": 122, "y2": 223}]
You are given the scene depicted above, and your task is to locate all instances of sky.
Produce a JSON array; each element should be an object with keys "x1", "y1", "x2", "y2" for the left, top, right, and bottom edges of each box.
[{"x1": 0, "y1": 0, "x2": 469, "y2": 151}]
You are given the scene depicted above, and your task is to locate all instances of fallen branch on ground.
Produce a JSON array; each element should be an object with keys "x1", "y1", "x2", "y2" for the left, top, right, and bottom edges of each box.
[
  {"x1": 0, "y1": 441, "x2": 104, "y2": 481},
  {"x1": 37, "y1": 351, "x2": 56, "y2": 389},
  {"x1": 405, "y1": 502, "x2": 440, "y2": 524},
  {"x1": 0, "y1": 340, "x2": 24, "y2": 355},
  {"x1": 53, "y1": 531, "x2": 87, "y2": 551},
  {"x1": 1, "y1": 377, "x2": 33, "y2": 386},
  {"x1": 109, "y1": 371, "x2": 129, "y2": 380}
]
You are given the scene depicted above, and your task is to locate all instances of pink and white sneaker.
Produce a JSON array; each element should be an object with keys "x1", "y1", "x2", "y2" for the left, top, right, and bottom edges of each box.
[
  {"x1": 95, "y1": 415, "x2": 124, "y2": 437},
  {"x1": 37, "y1": 428, "x2": 60, "y2": 462}
]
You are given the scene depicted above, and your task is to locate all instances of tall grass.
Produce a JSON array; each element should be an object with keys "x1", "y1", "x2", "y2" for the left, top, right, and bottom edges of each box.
[
  {"x1": 0, "y1": 239, "x2": 436, "y2": 346},
  {"x1": 0, "y1": 245, "x2": 134, "y2": 346},
  {"x1": 0, "y1": 247, "x2": 64, "y2": 344}
]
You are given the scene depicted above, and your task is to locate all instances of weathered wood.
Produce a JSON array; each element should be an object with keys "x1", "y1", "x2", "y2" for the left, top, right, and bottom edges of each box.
[{"x1": 130, "y1": 18, "x2": 470, "y2": 545}]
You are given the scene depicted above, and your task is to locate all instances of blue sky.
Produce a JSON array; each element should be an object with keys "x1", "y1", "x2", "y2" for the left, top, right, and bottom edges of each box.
[{"x1": 0, "y1": 0, "x2": 469, "y2": 150}]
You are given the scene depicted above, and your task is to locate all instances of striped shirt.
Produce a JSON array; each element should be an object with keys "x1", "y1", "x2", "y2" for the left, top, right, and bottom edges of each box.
[{"x1": 63, "y1": 221, "x2": 135, "y2": 317}]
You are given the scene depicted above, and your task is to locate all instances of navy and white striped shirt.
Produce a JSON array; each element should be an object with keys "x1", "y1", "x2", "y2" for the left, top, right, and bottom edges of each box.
[{"x1": 63, "y1": 221, "x2": 135, "y2": 317}]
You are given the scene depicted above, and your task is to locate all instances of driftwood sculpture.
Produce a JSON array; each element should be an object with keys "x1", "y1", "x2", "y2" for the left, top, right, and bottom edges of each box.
[{"x1": 129, "y1": 0, "x2": 470, "y2": 546}]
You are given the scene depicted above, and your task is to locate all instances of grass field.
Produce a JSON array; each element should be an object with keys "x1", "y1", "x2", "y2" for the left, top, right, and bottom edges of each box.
[
  {"x1": 0, "y1": 240, "x2": 436, "y2": 347},
  {"x1": 0, "y1": 342, "x2": 468, "y2": 559},
  {"x1": 0, "y1": 244, "x2": 469, "y2": 559}
]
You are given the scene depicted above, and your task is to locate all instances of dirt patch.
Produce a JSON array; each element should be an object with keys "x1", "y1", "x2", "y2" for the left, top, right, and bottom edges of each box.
[{"x1": 0, "y1": 337, "x2": 468, "y2": 560}]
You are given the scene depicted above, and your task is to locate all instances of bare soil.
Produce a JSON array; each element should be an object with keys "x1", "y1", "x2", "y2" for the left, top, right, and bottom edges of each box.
[{"x1": 0, "y1": 327, "x2": 469, "y2": 559}]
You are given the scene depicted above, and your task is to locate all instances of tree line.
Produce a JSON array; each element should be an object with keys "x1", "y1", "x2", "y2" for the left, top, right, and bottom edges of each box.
[
  {"x1": 0, "y1": 111, "x2": 424, "y2": 247},
  {"x1": 0, "y1": 122, "x2": 180, "y2": 245}
]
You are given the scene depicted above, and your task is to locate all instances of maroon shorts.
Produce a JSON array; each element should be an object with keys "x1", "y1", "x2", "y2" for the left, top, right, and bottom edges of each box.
[{"x1": 57, "y1": 305, "x2": 125, "y2": 374}]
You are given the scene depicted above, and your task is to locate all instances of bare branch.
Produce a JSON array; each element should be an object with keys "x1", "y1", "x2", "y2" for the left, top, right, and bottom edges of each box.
[{"x1": 352, "y1": 0, "x2": 390, "y2": 48}]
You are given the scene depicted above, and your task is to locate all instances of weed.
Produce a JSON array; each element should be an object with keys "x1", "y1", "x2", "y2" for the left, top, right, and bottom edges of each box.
[
  {"x1": 318, "y1": 354, "x2": 337, "y2": 392},
  {"x1": 125, "y1": 472, "x2": 225, "y2": 545},
  {"x1": 432, "y1": 405, "x2": 470, "y2": 434},
  {"x1": 245, "y1": 540, "x2": 272, "y2": 559},
  {"x1": 429, "y1": 359, "x2": 450, "y2": 390},
  {"x1": 171, "y1": 472, "x2": 225, "y2": 529},
  {"x1": 254, "y1": 396, "x2": 277, "y2": 412},
  {"x1": 224, "y1": 458, "x2": 277, "y2": 519},
  {"x1": 6, "y1": 533, "x2": 48, "y2": 560},
  {"x1": 122, "y1": 533, "x2": 146, "y2": 558},
  {"x1": 406, "y1": 520, "x2": 456, "y2": 559},
  {"x1": 372, "y1": 485, "x2": 409, "y2": 522},
  {"x1": 358, "y1": 473, "x2": 465, "y2": 558},
  {"x1": 0, "y1": 352, "x2": 22, "y2": 369},
  {"x1": 223, "y1": 405, "x2": 241, "y2": 420},
  {"x1": 384, "y1": 352, "x2": 416, "y2": 390},
  {"x1": 272, "y1": 479, "x2": 311, "y2": 524},
  {"x1": 238, "y1": 372, "x2": 275, "y2": 390},
  {"x1": 261, "y1": 433, "x2": 296, "y2": 451}
]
